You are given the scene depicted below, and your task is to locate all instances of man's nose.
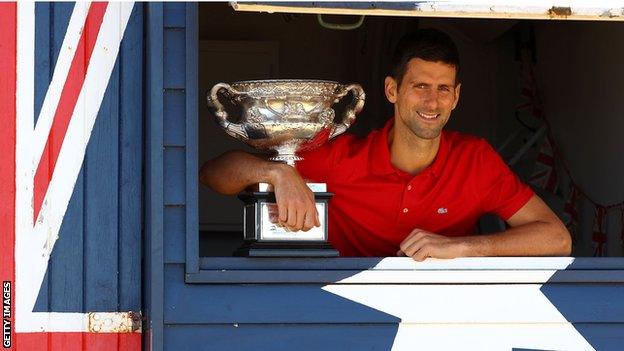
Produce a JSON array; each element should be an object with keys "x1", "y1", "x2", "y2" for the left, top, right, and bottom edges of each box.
[{"x1": 423, "y1": 90, "x2": 439, "y2": 110}]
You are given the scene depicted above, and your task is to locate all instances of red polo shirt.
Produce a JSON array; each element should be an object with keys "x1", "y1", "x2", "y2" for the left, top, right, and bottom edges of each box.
[{"x1": 296, "y1": 119, "x2": 534, "y2": 257}]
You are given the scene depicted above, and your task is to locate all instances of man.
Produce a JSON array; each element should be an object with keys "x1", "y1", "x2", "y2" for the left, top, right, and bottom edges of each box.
[{"x1": 200, "y1": 28, "x2": 571, "y2": 260}]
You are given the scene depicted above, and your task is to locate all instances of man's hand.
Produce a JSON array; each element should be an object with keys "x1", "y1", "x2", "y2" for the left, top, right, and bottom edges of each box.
[
  {"x1": 269, "y1": 164, "x2": 320, "y2": 232},
  {"x1": 397, "y1": 229, "x2": 466, "y2": 261}
]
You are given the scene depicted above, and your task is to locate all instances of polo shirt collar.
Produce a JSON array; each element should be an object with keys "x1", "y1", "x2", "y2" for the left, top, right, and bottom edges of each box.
[{"x1": 370, "y1": 118, "x2": 449, "y2": 179}]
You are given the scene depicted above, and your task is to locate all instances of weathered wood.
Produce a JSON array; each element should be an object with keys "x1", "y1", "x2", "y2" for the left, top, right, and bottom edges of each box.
[
  {"x1": 166, "y1": 263, "x2": 624, "y2": 325},
  {"x1": 145, "y1": 3, "x2": 166, "y2": 351},
  {"x1": 118, "y1": 4, "x2": 144, "y2": 313},
  {"x1": 164, "y1": 147, "x2": 186, "y2": 205},
  {"x1": 163, "y1": 90, "x2": 186, "y2": 146},
  {"x1": 164, "y1": 29, "x2": 186, "y2": 89},
  {"x1": 164, "y1": 206, "x2": 186, "y2": 264},
  {"x1": 164, "y1": 323, "x2": 624, "y2": 351},
  {"x1": 184, "y1": 2, "x2": 199, "y2": 275},
  {"x1": 84, "y1": 41, "x2": 120, "y2": 312}
]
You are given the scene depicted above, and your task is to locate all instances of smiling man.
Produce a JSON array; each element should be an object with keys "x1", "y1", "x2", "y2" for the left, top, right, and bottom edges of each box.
[{"x1": 200, "y1": 28, "x2": 572, "y2": 260}]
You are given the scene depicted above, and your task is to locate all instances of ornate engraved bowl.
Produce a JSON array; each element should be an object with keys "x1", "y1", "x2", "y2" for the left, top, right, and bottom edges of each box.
[{"x1": 207, "y1": 79, "x2": 365, "y2": 166}]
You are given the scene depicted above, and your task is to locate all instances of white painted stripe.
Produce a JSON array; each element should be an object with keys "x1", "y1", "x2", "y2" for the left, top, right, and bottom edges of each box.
[
  {"x1": 31, "y1": 2, "x2": 91, "y2": 169},
  {"x1": 390, "y1": 323, "x2": 596, "y2": 351},
  {"x1": 16, "y1": 2, "x2": 135, "y2": 333},
  {"x1": 366, "y1": 256, "x2": 577, "y2": 270},
  {"x1": 329, "y1": 269, "x2": 624, "y2": 284},
  {"x1": 235, "y1": 1, "x2": 624, "y2": 21},
  {"x1": 17, "y1": 312, "x2": 142, "y2": 333},
  {"x1": 14, "y1": 0, "x2": 36, "y2": 334}
]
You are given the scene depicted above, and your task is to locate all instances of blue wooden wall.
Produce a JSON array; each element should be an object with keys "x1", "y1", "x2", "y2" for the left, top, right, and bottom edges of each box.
[
  {"x1": 144, "y1": 2, "x2": 199, "y2": 350},
  {"x1": 33, "y1": 2, "x2": 143, "y2": 315},
  {"x1": 144, "y1": 3, "x2": 624, "y2": 351},
  {"x1": 144, "y1": 3, "x2": 400, "y2": 350}
]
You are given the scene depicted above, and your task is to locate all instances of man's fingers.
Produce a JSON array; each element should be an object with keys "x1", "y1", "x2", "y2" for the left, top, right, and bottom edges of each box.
[
  {"x1": 286, "y1": 204, "x2": 298, "y2": 229},
  {"x1": 399, "y1": 229, "x2": 426, "y2": 249},
  {"x1": 315, "y1": 210, "x2": 321, "y2": 227},
  {"x1": 302, "y1": 212, "x2": 315, "y2": 232},
  {"x1": 295, "y1": 207, "x2": 306, "y2": 232},
  {"x1": 278, "y1": 202, "x2": 288, "y2": 223},
  {"x1": 412, "y1": 246, "x2": 430, "y2": 261},
  {"x1": 401, "y1": 235, "x2": 428, "y2": 257}
]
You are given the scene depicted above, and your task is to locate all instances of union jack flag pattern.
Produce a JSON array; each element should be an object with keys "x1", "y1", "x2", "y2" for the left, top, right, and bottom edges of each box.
[{"x1": 0, "y1": 2, "x2": 140, "y2": 350}]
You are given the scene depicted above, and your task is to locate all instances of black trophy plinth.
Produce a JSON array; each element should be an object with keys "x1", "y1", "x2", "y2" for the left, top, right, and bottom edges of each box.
[{"x1": 235, "y1": 191, "x2": 339, "y2": 257}]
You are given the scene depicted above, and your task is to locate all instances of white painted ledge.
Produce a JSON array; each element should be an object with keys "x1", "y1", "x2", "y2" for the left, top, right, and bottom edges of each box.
[{"x1": 233, "y1": 1, "x2": 624, "y2": 21}]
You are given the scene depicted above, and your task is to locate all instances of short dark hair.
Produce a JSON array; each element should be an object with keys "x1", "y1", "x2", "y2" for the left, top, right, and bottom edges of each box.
[{"x1": 389, "y1": 28, "x2": 460, "y2": 87}]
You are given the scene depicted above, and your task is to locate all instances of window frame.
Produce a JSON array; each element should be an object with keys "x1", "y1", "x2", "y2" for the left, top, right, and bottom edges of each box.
[{"x1": 183, "y1": 2, "x2": 624, "y2": 284}]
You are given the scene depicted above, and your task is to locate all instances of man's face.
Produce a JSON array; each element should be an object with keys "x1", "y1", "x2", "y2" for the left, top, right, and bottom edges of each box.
[{"x1": 385, "y1": 58, "x2": 461, "y2": 140}]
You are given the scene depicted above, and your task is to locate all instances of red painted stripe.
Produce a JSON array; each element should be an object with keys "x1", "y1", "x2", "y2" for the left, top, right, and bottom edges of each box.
[
  {"x1": 16, "y1": 332, "x2": 141, "y2": 351},
  {"x1": 0, "y1": 3, "x2": 16, "y2": 350},
  {"x1": 33, "y1": 2, "x2": 108, "y2": 222}
]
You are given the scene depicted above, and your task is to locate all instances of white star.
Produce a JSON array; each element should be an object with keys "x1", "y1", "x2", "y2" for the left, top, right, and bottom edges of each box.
[{"x1": 322, "y1": 258, "x2": 594, "y2": 350}]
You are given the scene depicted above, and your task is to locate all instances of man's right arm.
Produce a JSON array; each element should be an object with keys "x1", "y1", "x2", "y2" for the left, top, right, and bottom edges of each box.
[{"x1": 199, "y1": 150, "x2": 320, "y2": 231}]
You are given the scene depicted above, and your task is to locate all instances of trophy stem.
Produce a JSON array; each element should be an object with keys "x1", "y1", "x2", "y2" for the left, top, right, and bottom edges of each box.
[{"x1": 269, "y1": 154, "x2": 303, "y2": 167}]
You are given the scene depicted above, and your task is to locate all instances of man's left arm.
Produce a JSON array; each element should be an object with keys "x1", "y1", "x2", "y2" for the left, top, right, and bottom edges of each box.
[{"x1": 398, "y1": 194, "x2": 572, "y2": 261}]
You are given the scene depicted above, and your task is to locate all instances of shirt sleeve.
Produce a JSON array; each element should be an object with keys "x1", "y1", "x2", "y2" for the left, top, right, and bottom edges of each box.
[
  {"x1": 478, "y1": 140, "x2": 535, "y2": 220},
  {"x1": 295, "y1": 139, "x2": 339, "y2": 183}
]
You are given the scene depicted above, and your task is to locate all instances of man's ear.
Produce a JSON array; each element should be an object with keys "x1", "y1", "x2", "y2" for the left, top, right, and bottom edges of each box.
[
  {"x1": 384, "y1": 76, "x2": 398, "y2": 104},
  {"x1": 451, "y1": 83, "x2": 461, "y2": 110}
]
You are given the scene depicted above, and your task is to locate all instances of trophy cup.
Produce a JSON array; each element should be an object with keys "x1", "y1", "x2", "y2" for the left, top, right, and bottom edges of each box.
[{"x1": 207, "y1": 79, "x2": 365, "y2": 257}]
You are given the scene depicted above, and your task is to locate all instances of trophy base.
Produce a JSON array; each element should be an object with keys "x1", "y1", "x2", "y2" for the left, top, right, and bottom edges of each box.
[{"x1": 234, "y1": 241, "x2": 339, "y2": 258}]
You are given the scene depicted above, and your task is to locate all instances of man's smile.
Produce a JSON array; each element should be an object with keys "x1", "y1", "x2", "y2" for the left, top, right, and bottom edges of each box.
[{"x1": 417, "y1": 111, "x2": 440, "y2": 120}]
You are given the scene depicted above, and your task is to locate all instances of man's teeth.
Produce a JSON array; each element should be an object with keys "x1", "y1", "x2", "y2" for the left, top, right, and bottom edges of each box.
[{"x1": 418, "y1": 112, "x2": 439, "y2": 119}]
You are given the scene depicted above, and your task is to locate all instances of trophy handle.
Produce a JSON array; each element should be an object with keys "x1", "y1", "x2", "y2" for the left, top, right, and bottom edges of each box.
[
  {"x1": 207, "y1": 83, "x2": 248, "y2": 140},
  {"x1": 330, "y1": 84, "x2": 365, "y2": 139}
]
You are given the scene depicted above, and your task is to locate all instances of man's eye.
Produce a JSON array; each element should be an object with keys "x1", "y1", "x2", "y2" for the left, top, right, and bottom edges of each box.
[
  {"x1": 439, "y1": 86, "x2": 451, "y2": 92},
  {"x1": 415, "y1": 84, "x2": 427, "y2": 89}
]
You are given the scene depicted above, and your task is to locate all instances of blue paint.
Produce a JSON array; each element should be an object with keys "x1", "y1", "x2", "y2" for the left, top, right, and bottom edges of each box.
[
  {"x1": 185, "y1": 2, "x2": 199, "y2": 275},
  {"x1": 33, "y1": 4, "x2": 142, "y2": 314},
  {"x1": 541, "y1": 260, "x2": 624, "y2": 350},
  {"x1": 165, "y1": 324, "x2": 399, "y2": 351},
  {"x1": 84, "y1": 49, "x2": 120, "y2": 312},
  {"x1": 164, "y1": 29, "x2": 186, "y2": 89},
  {"x1": 118, "y1": 4, "x2": 144, "y2": 312},
  {"x1": 164, "y1": 2, "x2": 186, "y2": 28},
  {"x1": 33, "y1": 3, "x2": 74, "y2": 125},
  {"x1": 164, "y1": 206, "x2": 186, "y2": 264},
  {"x1": 165, "y1": 264, "x2": 399, "y2": 324},
  {"x1": 164, "y1": 147, "x2": 186, "y2": 205},
  {"x1": 145, "y1": 3, "x2": 166, "y2": 351},
  {"x1": 163, "y1": 90, "x2": 186, "y2": 146},
  {"x1": 33, "y1": 167, "x2": 84, "y2": 313}
]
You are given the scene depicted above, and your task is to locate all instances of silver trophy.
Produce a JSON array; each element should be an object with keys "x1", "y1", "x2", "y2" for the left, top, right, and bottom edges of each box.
[{"x1": 207, "y1": 79, "x2": 365, "y2": 257}]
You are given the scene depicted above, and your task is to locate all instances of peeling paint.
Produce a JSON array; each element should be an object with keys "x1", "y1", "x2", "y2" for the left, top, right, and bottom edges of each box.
[{"x1": 88, "y1": 311, "x2": 142, "y2": 333}]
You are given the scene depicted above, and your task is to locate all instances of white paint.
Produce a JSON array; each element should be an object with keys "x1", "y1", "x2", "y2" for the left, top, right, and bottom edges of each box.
[
  {"x1": 15, "y1": 2, "x2": 135, "y2": 333},
  {"x1": 31, "y1": 2, "x2": 90, "y2": 171},
  {"x1": 235, "y1": 1, "x2": 624, "y2": 21},
  {"x1": 329, "y1": 269, "x2": 622, "y2": 284},
  {"x1": 361, "y1": 256, "x2": 577, "y2": 270},
  {"x1": 322, "y1": 282, "x2": 595, "y2": 350}
]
